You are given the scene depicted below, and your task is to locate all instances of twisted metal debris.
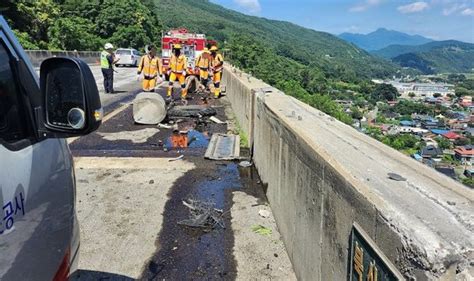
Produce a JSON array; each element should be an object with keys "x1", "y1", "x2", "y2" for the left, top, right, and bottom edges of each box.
[{"x1": 178, "y1": 199, "x2": 226, "y2": 229}]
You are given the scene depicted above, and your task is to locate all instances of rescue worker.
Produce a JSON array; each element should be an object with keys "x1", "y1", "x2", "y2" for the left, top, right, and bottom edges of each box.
[
  {"x1": 195, "y1": 47, "x2": 212, "y2": 92},
  {"x1": 210, "y1": 45, "x2": 224, "y2": 98},
  {"x1": 100, "y1": 43, "x2": 119, "y2": 93},
  {"x1": 167, "y1": 44, "x2": 188, "y2": 102},
  {"x1": 137, "y1": 45, "x2": 162, "y2": 92}
]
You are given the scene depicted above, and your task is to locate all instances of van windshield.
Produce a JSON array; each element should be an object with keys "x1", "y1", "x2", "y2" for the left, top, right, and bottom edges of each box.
[{"x1": 116, "y1": 50, "x2": 130, "y2": 55}]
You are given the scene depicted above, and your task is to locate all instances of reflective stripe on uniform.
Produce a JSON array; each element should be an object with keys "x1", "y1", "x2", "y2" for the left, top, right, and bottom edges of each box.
[
  {"x1": 212, "y1": 53, "x2": 224, "y2": 72},
  {"x1": 196, "y1": 53, "x2": 211, "y2": 69},
  {"x1": 170, "y1": 54, "x2": 187, "y2": 72},
  {"x1": 138, "y1": 55, "x2": 160, "y2": 77}
]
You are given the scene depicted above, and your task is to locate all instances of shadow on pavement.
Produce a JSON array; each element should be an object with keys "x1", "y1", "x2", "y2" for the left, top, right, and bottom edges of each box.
[{"x1": 70, "y1": 269, "x2": 134, "y2": 281}]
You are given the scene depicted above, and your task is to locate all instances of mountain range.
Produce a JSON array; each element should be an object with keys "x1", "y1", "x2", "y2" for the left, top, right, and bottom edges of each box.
[
  {"x1": 373, "y1": 40, "x2": 474, "y2": 74},
  {"x1": 338, "y1": 28, "x2": 433, "y2": 51},
  {"x1": 154, "y1": 0, "x2": 397, "y2": 82}
]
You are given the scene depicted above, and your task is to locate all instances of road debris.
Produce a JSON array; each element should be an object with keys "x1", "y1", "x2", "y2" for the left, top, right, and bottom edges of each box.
[
  {"x1": 98, "y1": 128, "x2": 160, "y2": 144},
  {"x1": 168, "y1": 105, "x2": 217, "y2": 118},
  {"x1": 252, "y1": 225, "x2": 272, "y2": 236},
  {"x1": 133, "y1": 92, "x2": 167, "y2": 125},
  {"x1": 387, "y1": 173, "x2": 406, "y2": 182},
  {"x1": 178, "y1": 199, "x2": 225, "y2": 229},
  {"x1": 169, "y1": 155, "x2": 184, "y2": 162},
  {"x1": 258, "y1": 209, "x2": 271, "y2": 218},
  {"x1": 170, "y1": 131, "x2": 189, "y2": 148},
  {"x1": 205, "y1": 134, "x2": 240, "y2": 160},
  {"x1": 239, "y1": 161, "x2": 252, "y2": 168},
  {"x1": 209, "y1": 116, "x2": 225, "y2": 124},
  {"x1": 158, "y1": 123, "x2": 173, "y2": 129}
]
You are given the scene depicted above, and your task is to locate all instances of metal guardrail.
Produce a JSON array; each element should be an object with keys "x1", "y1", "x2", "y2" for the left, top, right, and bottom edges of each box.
[{"x1": 25, "y1": 50, "x2": 100, "y2": 67}]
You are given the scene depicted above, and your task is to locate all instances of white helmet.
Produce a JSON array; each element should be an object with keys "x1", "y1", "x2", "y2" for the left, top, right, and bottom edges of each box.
[{"x1": 104, "y1": 43, "x2": 114, "y2": 50}]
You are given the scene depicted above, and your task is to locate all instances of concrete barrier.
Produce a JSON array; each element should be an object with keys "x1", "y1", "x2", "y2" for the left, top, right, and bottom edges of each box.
[
  {"x1": 26, "y1": 50, "x2": 100, "y2": 67},
  {"x1": 222, "y1": 65, "x2": 474, "y2": 280}
]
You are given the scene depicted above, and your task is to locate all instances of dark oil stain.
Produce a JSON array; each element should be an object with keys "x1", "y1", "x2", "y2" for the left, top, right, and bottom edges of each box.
[
  {"x1": 139, "y1": 158, "x2": 268, "y2": 280},
  {"x1": 73, "y1": 86, "x2": 272, "y2": 279}
]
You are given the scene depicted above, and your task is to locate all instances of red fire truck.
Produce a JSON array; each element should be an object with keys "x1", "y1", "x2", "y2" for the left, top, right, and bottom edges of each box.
[{"x1": 161, "y1": 28, "x2": 216, "y2": 78}]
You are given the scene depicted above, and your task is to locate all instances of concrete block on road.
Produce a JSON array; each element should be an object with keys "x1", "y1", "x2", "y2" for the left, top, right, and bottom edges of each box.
[{"x1": 133, "y1": 92, "x2": 166, "y2": 125}]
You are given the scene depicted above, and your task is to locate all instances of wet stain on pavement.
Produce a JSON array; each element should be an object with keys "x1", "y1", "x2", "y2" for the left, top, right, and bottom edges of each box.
[
  {"x1": 139, "y1": 158, "x2": 267, "y2": 280},
  {"x1": 70, "y1": 89, "x2": 227, "y2": 158},
  {"x1": 73, "y1": 86, "x2": 271, "y2": 279}
]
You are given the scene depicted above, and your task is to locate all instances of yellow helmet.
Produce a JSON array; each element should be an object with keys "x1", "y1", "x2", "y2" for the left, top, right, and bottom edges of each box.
[
  {"x1": 173, "y1": 44, "x2": 182, "y2": 49},
  {"x1": 210, "y1": 45, "x2": 218, "y2": 51}
]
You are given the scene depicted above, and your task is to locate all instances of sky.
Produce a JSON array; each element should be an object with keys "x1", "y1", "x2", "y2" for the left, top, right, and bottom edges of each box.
[{"x1": 210, "y1": 0, "x2": 474, "y2": 43}]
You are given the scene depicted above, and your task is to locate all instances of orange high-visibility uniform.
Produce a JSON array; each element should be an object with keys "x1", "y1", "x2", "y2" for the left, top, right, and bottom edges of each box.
[
  {"x1": 138, "y1": 55, "x2": 162, "y2": 92},
  {"x1": 196, "y1": 51, "x2": 211, "y2": 80},
  {"x1": 168, "y1": 54, "x2": 188, "y2": 98},
  {"x1": 211, "y1": 53, "x2": 224, "y2": 97}
]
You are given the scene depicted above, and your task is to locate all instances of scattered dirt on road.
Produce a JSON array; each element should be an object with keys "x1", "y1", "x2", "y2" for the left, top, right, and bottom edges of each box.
[
  {"x1": 139, "y1": 157, "x2": 294, "y2": 280},
  {"x1": 71, "y1": 85, "x2": 295, "y2": 280}
]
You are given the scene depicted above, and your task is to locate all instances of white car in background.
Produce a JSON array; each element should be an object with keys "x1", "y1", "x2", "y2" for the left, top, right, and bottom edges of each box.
[{"x1": 115, "y1": 48, "x2": 140, "y2": 67}]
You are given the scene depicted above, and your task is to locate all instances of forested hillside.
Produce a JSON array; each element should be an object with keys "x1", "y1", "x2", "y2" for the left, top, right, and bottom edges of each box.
[
  {"x1": 1, "y1": 0, "x2": 400, "y2": 123},
  {"x1": 373, "y1": 40, "x2": 474, "y2": 74},
  {"x1": 155, "y1": 0, "x2": 396, "y2": 80},
  {"x1": 1, "y1": 0, "x2": 162, "y2": 51},
  {"x1": 153, "y1": 0, "x2": 400, "y2": 122}
]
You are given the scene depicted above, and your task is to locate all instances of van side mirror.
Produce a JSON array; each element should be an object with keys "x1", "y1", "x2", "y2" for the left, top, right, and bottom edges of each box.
[{"x1": 40, "y1": 57, "x2": 102, "y2": 137}]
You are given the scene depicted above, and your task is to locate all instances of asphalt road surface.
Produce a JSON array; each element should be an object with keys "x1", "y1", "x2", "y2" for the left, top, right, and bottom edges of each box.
[{"x1": 69, "y1": 65, "x2": 296, "y2": 280}]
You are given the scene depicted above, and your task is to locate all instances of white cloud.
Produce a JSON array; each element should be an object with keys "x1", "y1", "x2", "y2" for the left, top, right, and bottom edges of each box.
[
  {"x1": 442, "y1": 3, "x2": 467, "y2": 16},
  {"x1": 398, "y1": 2, "x2": 429, "y2": 14},
  {"x1": 461, "y1": 8, "x2": 474, "y2": 16},
  {"x1": 234, "y1": 0, "x2": 261, "y2": 13},
  {"x1": 349, "y1": 0, "x2": 382, "y2": 12},
  {"x1": 344, "y1": 25, "x2": 360, "y2": 32}
]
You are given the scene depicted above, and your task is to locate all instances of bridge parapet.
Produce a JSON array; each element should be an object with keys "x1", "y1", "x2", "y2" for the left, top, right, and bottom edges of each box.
[
  {"x1": 222, "y1": 65, "x2": 473, "y2": 280},
  {"x1": 26, "y1": 50, "x2": 100, "y2": 67}
]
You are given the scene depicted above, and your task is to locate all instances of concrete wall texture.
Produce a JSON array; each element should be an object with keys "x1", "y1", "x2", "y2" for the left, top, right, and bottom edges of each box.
[
  {"x1": 26, "y1": 50, "x2": 100, "y2": 67},
  {"x1": 222, "y1": 65, "x2": 474, "y2": 280}
]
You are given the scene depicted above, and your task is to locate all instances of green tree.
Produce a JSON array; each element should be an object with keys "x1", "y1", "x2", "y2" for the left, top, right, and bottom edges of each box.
[
  {"x1": 456, "y1": 86, "x2": 471, "y2": 98},
  {"x1": 393, "y1": 100, "x2": 432, "y2": 115},
  {"x1": 462, "y1": 178, "x2": 474, "y2": 188},
  {"x1": 350, "y1": 106, "x2": 363, "y2": 120},
  {"x1": 110, "y1": 25, "x2": 150, "y2": 50},
  {"x1": 447, "y1": 73, "x2": 466, "y2": 83},
  {"x1": 455, "y1": 138, "x2": 470, "y2": 146},
  {"x1": 7, "y1": 0, "x2": 61, "y2": 49},
  {"x1": 371, "y1": 83, "x2": 399, "y2": 102},
  {"x1": 95, "y1": 0, "x2": 161, "y2": 47},
  {"x1": 382, "y1": 134, "x2": 419, "y2": 150},
  {"x1": 408, "y1": 92, "x2": 416, "y2": 99},
  {"x1": 48, "y1": 16, "x2": 103, "y2": 50},
  {"x1": 436, "y1": 137, "x2": 452, "y2": 150},
  {"x1": 13, "y1": 29, "x2": 40, "y2": 50}
]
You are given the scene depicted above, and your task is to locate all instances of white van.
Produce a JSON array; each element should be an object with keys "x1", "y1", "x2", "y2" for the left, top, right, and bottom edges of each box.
[
  {"x1": 0, "y1": 16, "x2": 102, "y2": 280},
  {"x1": 115, "y1": 48, "x2": 140, "y2": 67}
]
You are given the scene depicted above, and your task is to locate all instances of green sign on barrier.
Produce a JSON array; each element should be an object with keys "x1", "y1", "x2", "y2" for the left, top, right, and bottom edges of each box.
[{"x1": 349, "y1": 223, "x2": 404, "y2": 281}]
